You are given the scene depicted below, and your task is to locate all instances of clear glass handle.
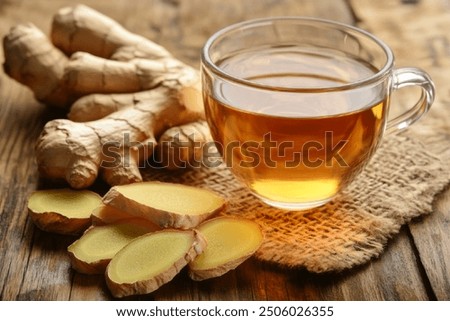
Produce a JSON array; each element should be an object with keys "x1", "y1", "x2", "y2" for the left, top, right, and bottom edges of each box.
[{"x1": 386, "y1": 67, "x2": 435, "y2": 134}]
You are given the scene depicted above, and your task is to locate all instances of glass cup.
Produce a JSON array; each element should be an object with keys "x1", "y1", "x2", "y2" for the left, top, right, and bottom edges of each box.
[{"x1": 201, "y1": 17, "x2": 435, "y2": 210}]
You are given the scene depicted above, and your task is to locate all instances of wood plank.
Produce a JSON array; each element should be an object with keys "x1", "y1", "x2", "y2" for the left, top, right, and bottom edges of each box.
[
  {"x1": 69, "y1": 274, "x2": 111, "y2": 301},
  {"x1": 409, "y1": 187, "x2": 450, "y2": 300},
  {"x1": 15, "y1": 232, "x2": 74, "y2": 300},
  {"x1": 0, "y1": 0, "x2": 434, "y2": 301}
]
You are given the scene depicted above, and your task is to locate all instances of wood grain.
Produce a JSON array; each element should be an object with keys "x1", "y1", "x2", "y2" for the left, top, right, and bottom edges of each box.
[
  {"x1": 0, "y1": 0, "x2": 447, "y2": 301},
  {"x1": 409, "y1": 187, "x2": 450, "y2": 300}
]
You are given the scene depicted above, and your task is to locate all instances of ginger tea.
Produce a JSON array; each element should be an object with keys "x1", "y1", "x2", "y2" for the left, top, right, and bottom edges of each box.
[{"x1": 204, "y1": 47, "x2": 387, "y2": 209}]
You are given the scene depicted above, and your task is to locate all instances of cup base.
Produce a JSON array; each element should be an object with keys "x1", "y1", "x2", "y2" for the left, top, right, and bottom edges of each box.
[{"x1": 256, "y1": 195, "x2": 333, "y2": 211}]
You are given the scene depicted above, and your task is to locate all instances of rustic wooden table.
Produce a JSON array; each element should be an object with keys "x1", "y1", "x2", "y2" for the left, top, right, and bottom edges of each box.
[{"x1": 0, "y1": 0, "x2": 449, "y2": 301}]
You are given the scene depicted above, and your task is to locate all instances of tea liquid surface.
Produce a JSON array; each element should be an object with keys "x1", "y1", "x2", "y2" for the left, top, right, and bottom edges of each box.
[{"x1": 205, "y1": 47, "x2": 386, "y2": 208}]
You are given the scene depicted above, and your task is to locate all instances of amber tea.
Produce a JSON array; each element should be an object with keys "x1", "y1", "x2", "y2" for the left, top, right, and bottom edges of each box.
[
  {"x1": 202, "y1": 17, "x2": 434, "y2": 209},
  {"x1": 205, "y1": 48, "x2": 387, "y2": 208}
]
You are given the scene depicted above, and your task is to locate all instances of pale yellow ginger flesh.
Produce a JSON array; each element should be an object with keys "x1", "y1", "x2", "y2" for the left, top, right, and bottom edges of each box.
[
  {"x1": 68, "y1": 219, "x2": 158, "y2": 274},
  {"x1": 103, "y1": 182, "x2": 226, "y2": 228},
  {"x1": 116, "y1": 182, "x2": 222, "y2": 215},
  {"x1": 106, "y1": 229, "x2": 206, "y2": 297},
  {"x1": 189, "y1": 217, "x2": 263, "y2": 281},
  {"x1": 28, "y1": 189, "x2": 101, "y2": 218},
  {"x1": 27, "y1": 189, "x2": 102, "y2": 235}
]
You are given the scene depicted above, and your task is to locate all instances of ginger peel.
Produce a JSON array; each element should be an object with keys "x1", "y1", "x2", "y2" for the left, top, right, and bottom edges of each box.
[
  {"x1": 3, "y1": 5, "x2": 209, "y2": 189},
  {"x1": 157, "y1": 120, "x2": 213, "y2": 170},
  {"x1": 27, "y1": 189, "x2": 102, "y2": 235},
  {"x1": 90, "y1": 204, "x2": 135, "y2": 225},
  {"x1": 102, "y1": 181, "x2": 226, "y2": 229}
]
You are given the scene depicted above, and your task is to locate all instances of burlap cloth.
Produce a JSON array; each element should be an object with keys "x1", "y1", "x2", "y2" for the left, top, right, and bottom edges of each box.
[
  {"x1": 145, "y1": 0, "x2": 450, "y2": 273},
  {"x1": 144, "y1": 133, "x2": 449, "y2": 273}
]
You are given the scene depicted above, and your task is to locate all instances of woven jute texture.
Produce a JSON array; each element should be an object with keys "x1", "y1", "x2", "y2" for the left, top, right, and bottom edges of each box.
[
  {"x1": 142, "y1": 1, "x2": 450, "y2": 272},
  {"x1": 143, "y1": 133, "x2": 450, "y2": 273},
  {"x1": 144, "y1": 0, "x2": 450, "y2": 273}
]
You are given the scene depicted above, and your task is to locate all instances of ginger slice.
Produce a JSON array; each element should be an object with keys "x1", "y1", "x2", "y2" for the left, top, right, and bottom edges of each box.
[
  {"x1": 188, "y1": 217, "x2": 264, "y2": 281},
  {"x1": 102, "y1": 182, "x2": 226, "y2": 228},
  {"x1": 106, "y1": 229, "x2": 206, "y2": 297},
  {"x1": 90, "y1": 204, "x2": 134, "y2": 225},
  {"x1": 28, "y1": 189, "x2": 102, "y2": 235},
  {"x1": 67, "y1": 218, "x2": 159, "y2": 274}
]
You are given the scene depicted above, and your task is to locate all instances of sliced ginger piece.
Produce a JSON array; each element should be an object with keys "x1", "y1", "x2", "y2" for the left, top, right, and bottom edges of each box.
[
  {"x1": 102, "y1": 182, "x2": 226, "y2": 228},
  {"x1": 91, "y1": 204, "x2": 134, "y2": 225},
  {"x1": 28, "y1": 189, "x2": 102, "y2": 235},
  {"x1": 106, "y1": 229, "x2": 206, "y2": 297},
  {"x1": 188, "y1": 216, "x2": 263, "y2": 281},
  {"x1": 67, "y1": 218, "x2": 159, "y2": 274}
]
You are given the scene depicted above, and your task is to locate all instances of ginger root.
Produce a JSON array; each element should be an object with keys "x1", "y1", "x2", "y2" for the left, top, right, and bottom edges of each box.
[
  {"x1": 3, "y1": 5, "x2": 210, "y2": 189},
  {"x1": 68, "y1": 219, "x2": 159, "y2": 274},
  {"x1": 27, "y1": 189, "x2": 102, "y2": 235},
  {"x1": 106, "y1": 229, "x2": 206, "y2": 298},
  {"x1": 157, "y1": 120, "x2": 213, "y2": 170},
  {"x1": 189, "y1": 217, "x2": 264, "y2": 281},
  {"x1": 102, "y1": 181, "x2": 226, "y2": 229}
]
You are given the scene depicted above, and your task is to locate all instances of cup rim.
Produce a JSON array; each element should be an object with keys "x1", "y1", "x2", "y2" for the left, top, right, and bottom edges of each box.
[{"x1": 201, "y1": 16, "x2": 394, "y2": 93}]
